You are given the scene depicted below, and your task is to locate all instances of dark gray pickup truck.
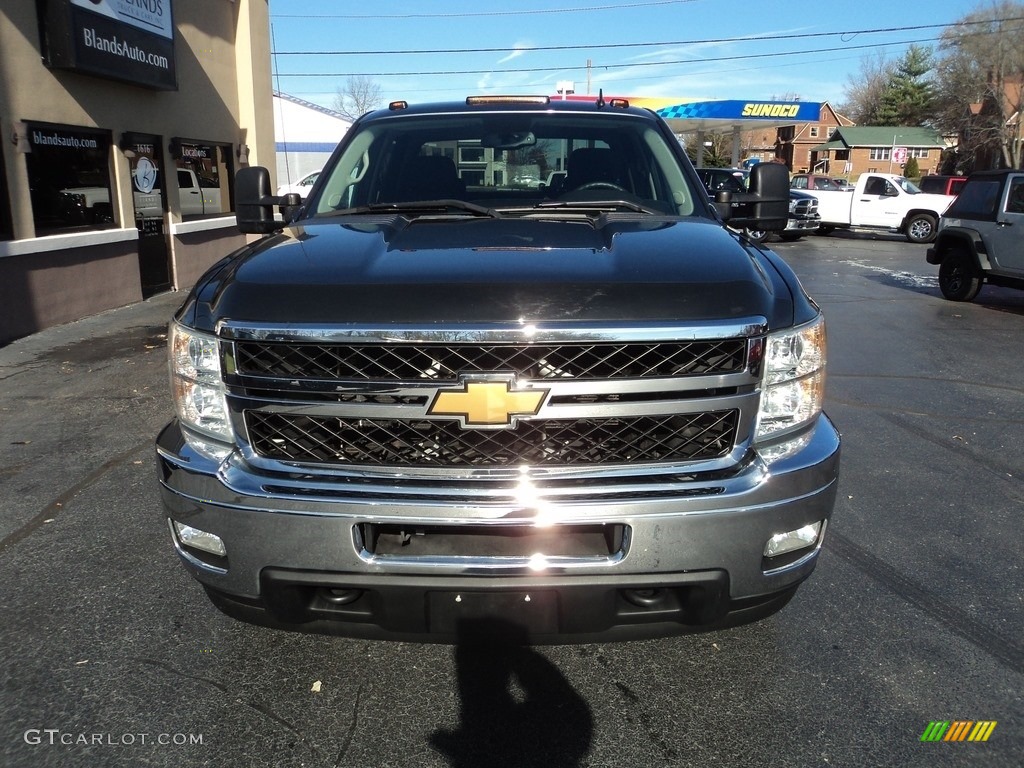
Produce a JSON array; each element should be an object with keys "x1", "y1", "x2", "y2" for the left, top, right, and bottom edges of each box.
[{"x1": 156, "y1": 95, "x2": 840, "y2": 642}]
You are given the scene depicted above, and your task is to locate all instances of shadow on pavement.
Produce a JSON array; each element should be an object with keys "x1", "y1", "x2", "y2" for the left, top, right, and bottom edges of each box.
[
  {"x1": 814, "y1": 229, "x2": 908, "y2": 243},
  {"x1": 858, "y1": 269, "x2": 1024, "y2": 315},
  {"x1": 430, "y1": 619, "x2": 593, "y2": 768}
]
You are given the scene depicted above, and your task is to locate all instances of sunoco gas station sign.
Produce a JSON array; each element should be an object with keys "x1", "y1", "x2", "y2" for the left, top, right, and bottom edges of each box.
[{"x1": 41, "y1": 0, "x2": 177, "y2": 91}]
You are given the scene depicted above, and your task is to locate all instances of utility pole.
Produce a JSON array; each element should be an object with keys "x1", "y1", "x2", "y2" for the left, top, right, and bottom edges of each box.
[{"x1": 586, "y1": 59, "x2": 591, "y2": 95}]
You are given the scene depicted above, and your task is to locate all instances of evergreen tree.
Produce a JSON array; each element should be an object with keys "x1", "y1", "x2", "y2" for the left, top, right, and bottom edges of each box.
[{"x1": 876, "y1": 46, "x2": 935, "y2": 126}]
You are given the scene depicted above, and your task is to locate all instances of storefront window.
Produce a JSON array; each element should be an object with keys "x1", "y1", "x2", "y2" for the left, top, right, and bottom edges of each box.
[
  {"x1": 172, "y1": 140, "x2": 234, "y2": 219},
  {"x1": 25, "y1": 123, "x2": 114, "y2": 235}
]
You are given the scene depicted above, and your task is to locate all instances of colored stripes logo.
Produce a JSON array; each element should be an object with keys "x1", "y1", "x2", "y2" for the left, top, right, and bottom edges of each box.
[{"x1": 920, "y1": 721, "x2": 997, "y2": 742}]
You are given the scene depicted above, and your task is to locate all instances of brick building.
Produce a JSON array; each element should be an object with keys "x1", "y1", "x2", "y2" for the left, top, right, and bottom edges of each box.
[
  {"x1": 774, "y1": 103, "x2": 854, "y2": 173},
  {"x1": 807, "y1": 126, "x2": 949, "y2": 179}
]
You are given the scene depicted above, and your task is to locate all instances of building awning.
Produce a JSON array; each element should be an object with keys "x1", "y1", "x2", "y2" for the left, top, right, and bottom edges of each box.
[{"x1": 810, "y1": 140, "x2": 846, "y2": 152}]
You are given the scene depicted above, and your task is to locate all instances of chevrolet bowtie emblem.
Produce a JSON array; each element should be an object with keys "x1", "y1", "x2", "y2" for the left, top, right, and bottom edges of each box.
[{"x1": 428, "y1": 378, "x2": 548, "y2": 428}]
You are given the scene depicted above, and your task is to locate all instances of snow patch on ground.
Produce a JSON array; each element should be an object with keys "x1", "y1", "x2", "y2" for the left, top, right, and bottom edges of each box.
[{"x1": 842, "y1": 260, "x2": 937, "y2": 289}]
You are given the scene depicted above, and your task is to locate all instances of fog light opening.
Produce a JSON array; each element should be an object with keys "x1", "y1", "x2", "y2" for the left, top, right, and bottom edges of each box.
[
  {"x1": 763, "y1": 520, "x2": 824, "y2": 559},
  {"x1": 321, "y1": 587, "x2": 362, "y2": 605},
  {"x1": 172, "y1": 520, "x2": 227, "y2": 558},
  {"x1": 622, "y1": 588, "x2": 667, "y2": 608}
]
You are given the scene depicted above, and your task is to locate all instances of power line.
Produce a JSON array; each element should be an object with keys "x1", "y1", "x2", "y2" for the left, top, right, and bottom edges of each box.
[
  {"x1": 271, "y1": 18, "x2": 1024, "y2": 57},
  {"x1": 272, "y1": 36, "x2": 944, "y2": 78},
  {"x1": 271, "y1": 0, "x2": 701, "y2": 20},
  {"x1": 282, "y1": 49, "x2": 886, "y2": 96}
]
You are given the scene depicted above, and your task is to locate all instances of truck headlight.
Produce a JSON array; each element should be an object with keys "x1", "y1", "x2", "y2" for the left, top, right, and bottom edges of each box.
[
  {"x1": 169, "y1": 322, "x2": 232, "y2": 441},
  {"x1": 756, "y1": 315, "x2": 826, "y2": 440}
]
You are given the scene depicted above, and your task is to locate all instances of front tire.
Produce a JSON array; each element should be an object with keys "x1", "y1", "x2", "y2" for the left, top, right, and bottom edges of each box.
[
  {"x1": 905, "y1": 213, "x2": 938, "y2": 244},
  {"x1": 938, "y1": 250, "x2": 982, "y2": 302}
]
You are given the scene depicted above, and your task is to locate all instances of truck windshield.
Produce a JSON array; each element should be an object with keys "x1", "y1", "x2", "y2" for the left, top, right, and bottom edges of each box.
[
  {"x1": 310, "y1": 111, "x2": 696, "y2": 217},
  {"x1": 894, "y1": 177, "x2": 924, "y2": 194}
]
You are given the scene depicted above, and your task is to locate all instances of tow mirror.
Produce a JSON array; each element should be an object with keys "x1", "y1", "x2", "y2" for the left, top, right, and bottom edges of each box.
[
  {"x1": 236, "y1": 166, "x2": 299, "y2": 234},
  {"x1": 725, "y1": 163, "x2": 790, "y2": 232}
]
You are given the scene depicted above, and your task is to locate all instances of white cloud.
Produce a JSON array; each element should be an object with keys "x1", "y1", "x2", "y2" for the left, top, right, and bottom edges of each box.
[{"x1": 498, "y1": 42, "x2": 532, "y2": 65}]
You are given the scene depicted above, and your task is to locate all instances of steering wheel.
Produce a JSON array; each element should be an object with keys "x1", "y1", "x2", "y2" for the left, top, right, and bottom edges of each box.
[{"x1": 575, "y1": 181, "x2": 628, "y2": 193}]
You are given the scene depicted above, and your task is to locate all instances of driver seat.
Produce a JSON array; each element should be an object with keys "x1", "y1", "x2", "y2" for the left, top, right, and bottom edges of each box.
[{"x1": 566, "y1": 148, "x2": 629, "y2": 191}]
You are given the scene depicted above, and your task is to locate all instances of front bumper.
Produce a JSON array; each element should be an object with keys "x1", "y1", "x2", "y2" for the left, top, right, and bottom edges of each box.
[
  {"x1": 784, "y1": 215, "x2": 820, "y2": 233},
  {"x1": 156, "y1": 416, "x2": 840, "y2": 642}
]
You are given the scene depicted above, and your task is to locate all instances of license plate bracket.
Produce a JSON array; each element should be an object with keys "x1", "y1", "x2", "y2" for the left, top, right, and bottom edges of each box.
[{"x1": 428, "y1": 590, "x2": 558, "y2": 636}]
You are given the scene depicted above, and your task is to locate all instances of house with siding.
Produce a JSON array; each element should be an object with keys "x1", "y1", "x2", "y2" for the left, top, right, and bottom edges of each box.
[
  {"x1": 807, "y1": 126, "x2": 949, "y2": 179},
  {"x1": 774, "y1": 103, "x2": 854, "y2": 173}
]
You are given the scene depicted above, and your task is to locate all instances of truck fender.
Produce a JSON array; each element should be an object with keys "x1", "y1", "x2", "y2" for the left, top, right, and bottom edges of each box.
[{"x1": 926, "y1": 229, "x2": 990, "y2": 271}]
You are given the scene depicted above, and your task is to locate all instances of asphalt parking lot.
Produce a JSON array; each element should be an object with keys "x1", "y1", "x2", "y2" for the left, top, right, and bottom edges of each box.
[{"x1": 1, "y1": 230, "x2": 1021, "y2": 768}]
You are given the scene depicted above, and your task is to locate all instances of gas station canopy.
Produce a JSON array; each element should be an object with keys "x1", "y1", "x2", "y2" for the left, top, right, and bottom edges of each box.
[{"x1": 558, "y1": 94, "x2": 822, "y2": 166}]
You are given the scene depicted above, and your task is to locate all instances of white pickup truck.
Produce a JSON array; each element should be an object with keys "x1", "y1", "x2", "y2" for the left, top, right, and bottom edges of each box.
[
  {"x1": 59, "y1": 168, "x2": 222, "y2": 224},
  {"x1": 134, "y1": 168, "x2": 223, "y2": 217},
  {"x1": 794, "y1": 172, "x2": 956, "y2": 243}
]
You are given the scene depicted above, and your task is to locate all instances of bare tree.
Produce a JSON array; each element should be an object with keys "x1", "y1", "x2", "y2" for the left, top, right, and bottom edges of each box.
[
  {"x1": 838, "y1": 52, "x2": 896, "y2": 124},
  {"x1": 934, "y1": 2, "x2": 1024, "y2": 169},
  {"x1": 683, "y1": 133, "x2": 733, "y2": 167},
  {"x1": 332, "y1": 76, "x2": 383, "y2": 121}
]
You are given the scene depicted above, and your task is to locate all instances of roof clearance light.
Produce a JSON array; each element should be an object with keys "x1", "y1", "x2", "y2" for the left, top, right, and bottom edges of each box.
[
  {"x1": 388, "y1": 101, "x2": 408, "y2": 111},
  {"x1": 609, "y1": 98, "x2": 630, "y2": 109},
  {"x1": 466, "y1": 95, "x2": 550, "y2": 106}
]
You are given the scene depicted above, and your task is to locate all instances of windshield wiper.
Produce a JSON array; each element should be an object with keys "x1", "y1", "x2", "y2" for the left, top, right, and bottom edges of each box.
[
  {"x1": 528, "y1": 199, "x2": 666, "y2": 215},
  {"x1": 333, "y1": 200, "x2": 503, "y2": 218}
]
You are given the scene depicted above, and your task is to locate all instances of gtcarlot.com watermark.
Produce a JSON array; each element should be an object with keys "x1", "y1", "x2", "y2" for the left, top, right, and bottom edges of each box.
[{"x1": 24, "y1": 729, "x2": 203, "y2": 747}]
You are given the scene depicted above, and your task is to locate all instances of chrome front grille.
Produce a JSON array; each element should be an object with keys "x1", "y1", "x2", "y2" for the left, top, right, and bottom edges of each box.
[
  {"x1": 245, "y1": 410, "x2": 739, "y2": 467},
  {"x1": 222, "y1": 322, "x2": 765, "y2": 473},
  {"x1": 233, "y1": 339, "x2": 747, "y2": 381},
  {"x1": 791, "y1": 198, "x2": 818, "y2": 216}
]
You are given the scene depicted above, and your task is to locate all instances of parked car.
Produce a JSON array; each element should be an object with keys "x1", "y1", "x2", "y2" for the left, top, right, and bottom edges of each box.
[
  {"x1": 695, "y1": 167, "x2": 747, "y2": 194},
  {"x1": 917, "y1": 175, "x2": 967, "y2": 197},
  {"x1": 926, "y1": 169, "x2": 1024, "y2": 301},
  {"x1": 780, "y1": 189, "x2": 821, "y2": 241},
  {"x1": 276, "y1": 169, "x2": 321, "y2": 198},
  {"x1": 790, "y1": 174, "x2": 851, "y2": 192},
  {"x1": 695, "y1": 168, "x2": 818, "y2": 242}
]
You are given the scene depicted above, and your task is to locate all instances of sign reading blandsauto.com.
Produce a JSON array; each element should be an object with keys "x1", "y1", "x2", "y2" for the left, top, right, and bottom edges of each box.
[{"x1": 42, "y1": 0, "x2": 177, "y2": 91}]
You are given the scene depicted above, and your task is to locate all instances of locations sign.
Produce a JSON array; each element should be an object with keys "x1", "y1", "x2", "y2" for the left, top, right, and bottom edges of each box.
[{"x1": 42, "y1": 0, "x2": 177, "y2": 91}]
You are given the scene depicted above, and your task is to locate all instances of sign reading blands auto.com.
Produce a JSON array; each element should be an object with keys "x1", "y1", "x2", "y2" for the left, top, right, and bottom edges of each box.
[{"x1": 43, "y1": 0, "x2": 176, "y2": 91}]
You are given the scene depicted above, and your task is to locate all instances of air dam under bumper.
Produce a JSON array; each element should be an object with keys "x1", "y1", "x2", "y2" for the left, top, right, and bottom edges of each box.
[{"x1": 156, "y1": 416, "x2": 840, "y2": 643}]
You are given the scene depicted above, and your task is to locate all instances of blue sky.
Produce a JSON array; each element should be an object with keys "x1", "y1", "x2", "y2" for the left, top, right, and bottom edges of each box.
[{"x1": 267, "y1": 0, "x2": 981, "y2": 113}]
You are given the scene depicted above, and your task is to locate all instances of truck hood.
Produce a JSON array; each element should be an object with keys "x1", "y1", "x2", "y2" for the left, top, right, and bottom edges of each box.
[
  {"x1": 190, "y1": 215, "x2": 796, "y2": 330},
  {"x1": 911, "y1": 192, "x2": 956, "y2": 209}
]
